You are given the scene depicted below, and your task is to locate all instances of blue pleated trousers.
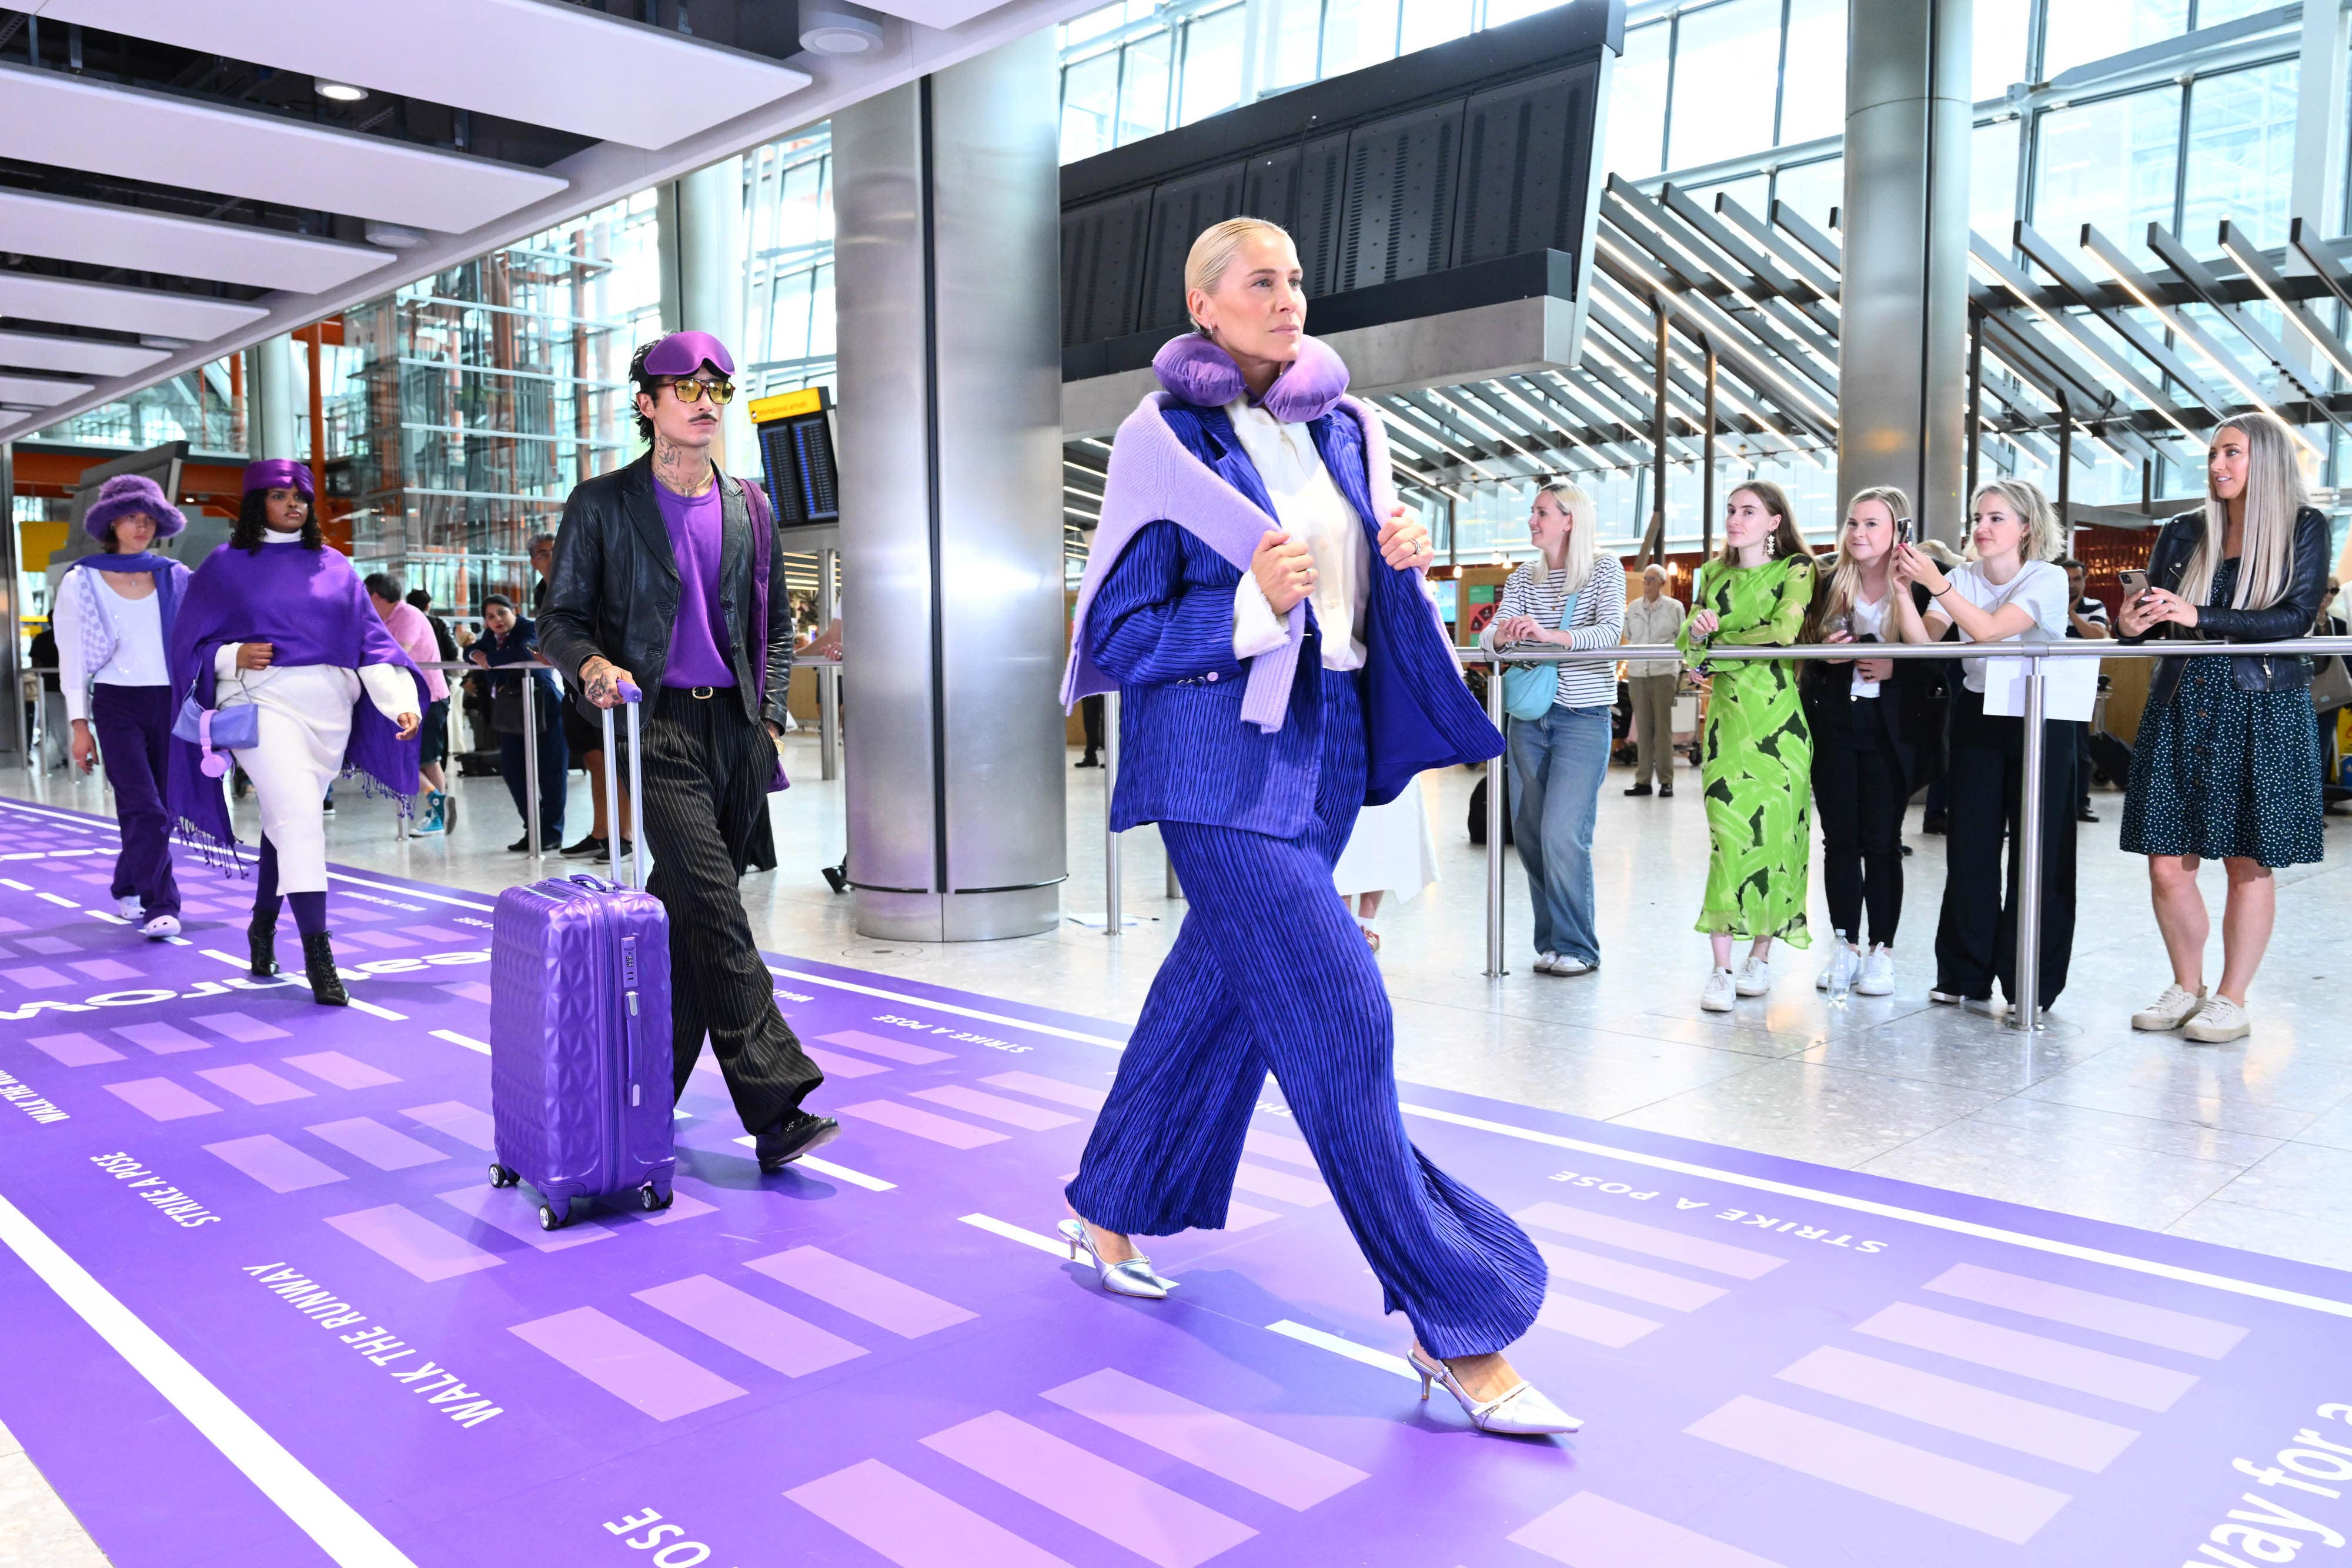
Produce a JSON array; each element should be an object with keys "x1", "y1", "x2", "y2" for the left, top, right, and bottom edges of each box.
[{"x1": 1066, "y1": 668, "x2": 1548, "y2": 1359}]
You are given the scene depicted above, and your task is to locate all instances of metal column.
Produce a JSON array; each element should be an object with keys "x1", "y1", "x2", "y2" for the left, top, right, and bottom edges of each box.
[
  {"x1": 1102, "y1": 691, "x2": 1121, "y2": 936},
  {"x1": 1965, "y1": 312, "x2": 1983, "y2": 506},
  {"x1": 817, "y1": 546, "x2": 840, "y2": 782},
  {"x1": 2054, "y1": 389, "x2": 2072, "y2": 526},
  {"x1": 1701, "y1": 346, "x2": 1718, "y2": 560},
  {"x1": 2011, "y1": 654, "x2": 2048, "y2": 1033},
  {"x1": 1839, "y1": 0, "x2": 1973, "y2": 543},
  {"x1": 1484, "y1": 662, "x2": 1506, "y2": 977}
]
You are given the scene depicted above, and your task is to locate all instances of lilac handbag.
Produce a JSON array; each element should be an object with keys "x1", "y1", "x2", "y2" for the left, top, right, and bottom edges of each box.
[{"x1": 172, "y1": 692, "x2": 260, "y2": 777}]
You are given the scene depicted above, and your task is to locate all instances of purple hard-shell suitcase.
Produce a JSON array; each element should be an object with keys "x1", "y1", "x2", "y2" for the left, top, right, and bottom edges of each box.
[{"x1": 486, "y1": 691, "x2": 673, "y2": 1228}]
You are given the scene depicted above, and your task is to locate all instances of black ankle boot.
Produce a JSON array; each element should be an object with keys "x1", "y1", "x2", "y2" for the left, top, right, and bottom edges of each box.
[
  {"x1": 249, "y1": 914, "x2": 279, "y2": 977},
  {"x1": 301, "y1": 931, "x2": 349, "y2": 1007}
]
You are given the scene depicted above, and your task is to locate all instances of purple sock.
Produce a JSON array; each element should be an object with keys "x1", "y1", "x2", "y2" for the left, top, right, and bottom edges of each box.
[{"x1": 252, "y1": 835, "x2": 282, "y2": 927}]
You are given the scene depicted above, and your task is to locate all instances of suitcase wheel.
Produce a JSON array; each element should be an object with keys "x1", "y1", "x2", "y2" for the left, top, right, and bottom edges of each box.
[
  {"x1": 538, "y1": 1202, "x2": 569, "y2": 1231},
  {"x1": 487, "y1": 1163, "x2": 519, "y2": 1189},
  {"x1": 639, "y1": 1183, "x2": 673, "y2": 1212}
]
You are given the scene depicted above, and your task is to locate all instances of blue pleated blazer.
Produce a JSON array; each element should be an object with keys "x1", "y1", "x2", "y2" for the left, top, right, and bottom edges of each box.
[{"x1": 1085, "y1": 401, "x2": 1503, "y2": 840}]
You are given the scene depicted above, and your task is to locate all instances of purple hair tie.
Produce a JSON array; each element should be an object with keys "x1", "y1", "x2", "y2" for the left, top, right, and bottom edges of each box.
[{"x1": 1152, "y1": 333, "x2": 1351, "y2": 423}]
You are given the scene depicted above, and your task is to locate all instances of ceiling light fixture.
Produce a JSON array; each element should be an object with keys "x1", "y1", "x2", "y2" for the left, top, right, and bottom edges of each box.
[
  {"x1": 800, "y1": 2, "x2": 883, "y2": 55},
  {"x1": 315, "y1": 79, "x2": 369, "y2": 103},
  {"x1": 363, "y1": 222, "x2": 427, "y2": 250}
]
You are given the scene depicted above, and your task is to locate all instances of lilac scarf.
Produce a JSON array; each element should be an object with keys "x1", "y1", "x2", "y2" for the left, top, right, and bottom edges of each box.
[
  {"x1": 1063, "y1": 333, "x2": 1392, "y2": 733},
  {"x1": 166, "y1": 540, "x2": 424, "y2": 863}
]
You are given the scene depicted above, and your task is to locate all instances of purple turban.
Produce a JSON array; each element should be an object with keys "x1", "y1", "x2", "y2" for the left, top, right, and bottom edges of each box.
[{"x1": 240, "y1": 459, "x2": 314, "y2": 498}]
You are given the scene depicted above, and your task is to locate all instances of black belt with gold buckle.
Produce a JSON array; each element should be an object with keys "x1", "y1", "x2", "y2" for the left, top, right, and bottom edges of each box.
[{"x1": 690, "y1": 686, "x2": 715, "y2": 700}]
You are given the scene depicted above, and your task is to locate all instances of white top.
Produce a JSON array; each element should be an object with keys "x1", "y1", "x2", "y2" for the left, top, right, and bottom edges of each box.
[
  {"x1": 1847, "y1": 591, "x2": 1889, "y2": 700},
  {"x1": 54, "y1": 567, "x2": 169, "y2": 720},
  {"x1": 1945, "y1": 559, "x2": 2069, "y2": 693},
  {"x1": 1479, "y1": 554, "x2": 1628, "y2": 708},
  {"x1": 1621, "y1": 593, "x2": 1686, "y2": 677},
  {"x1": 1226, "y1": 399, "x2": 1370, "y2": 671}
]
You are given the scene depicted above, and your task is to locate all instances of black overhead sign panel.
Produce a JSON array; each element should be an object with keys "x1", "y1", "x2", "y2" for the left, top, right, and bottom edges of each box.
[{"x1": 1058, "y1": 0, "x2": 1625, "y2": 382}]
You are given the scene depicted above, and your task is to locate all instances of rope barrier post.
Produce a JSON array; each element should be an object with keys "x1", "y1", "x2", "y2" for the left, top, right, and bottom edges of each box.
[
  {"x1": 1485, "y1": 654, "x2": 1506, "y2": 978},
  {"x1": 521, "y1": 666, "x2": 543, "y2": 878},
  {"x1": 818, "y1": 663, "x2": 840, "y2": 781},
  {"x1": 1103, "y1": 689, "x2": 1121, "y2": 937},
  {"x1": 2010, "y1": 649, "x2": 2048, "y2": 1033}
]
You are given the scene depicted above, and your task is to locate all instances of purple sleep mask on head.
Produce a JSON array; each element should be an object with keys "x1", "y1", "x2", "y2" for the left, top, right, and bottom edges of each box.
[
  {"x1": 642, "y1": 330, "x2": 736, "y2": 377},
  {"x1": 1152, "y1": 332, "x2": 1350, "y2": 423}
]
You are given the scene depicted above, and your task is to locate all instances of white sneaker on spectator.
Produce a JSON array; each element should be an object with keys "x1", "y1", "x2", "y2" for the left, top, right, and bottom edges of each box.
[
  {"x1": 1700, "y1": 968, "x2": 1736, "y2": 1012},
  {"x1": 1815, "y1": 944, "x2": 1860, "y2": 992},
  {"x1": 116, "y1": 894, "x2": 141, "y2": 920},
  {"x1": 2181, "y1": 996, "x2": 2249, "y2": 1044},
  {"x1": 1549, "y1": 955, "x2": 1597, "y2": 977},
  {"x1": 1856, "y1": 945, "x2": 1896, "y2": 995},
  {"x1": 1735, "y1": 956, "x2": 1772, "y2": 997},
  {"x1": 2132, "y1": 984, "x2": 2207, "y2": 1032}
]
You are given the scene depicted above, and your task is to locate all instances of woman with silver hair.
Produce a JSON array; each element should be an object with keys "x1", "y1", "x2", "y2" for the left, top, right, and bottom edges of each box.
[
  {"x1": 56, "y1": 474, "x2": 193, "y2": 939},
  {"x1": 2118, "y1": 410, "x2": 2331, "y2": 1043}
]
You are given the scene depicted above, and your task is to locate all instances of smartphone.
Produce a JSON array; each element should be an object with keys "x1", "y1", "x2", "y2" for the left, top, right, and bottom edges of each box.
[
  {"x1": 2117, "y1": 569, "x2": 2150, "y2": 601},
  {"x1": 1896, "y1": 516, "x2": 1913, "y2": 546}
]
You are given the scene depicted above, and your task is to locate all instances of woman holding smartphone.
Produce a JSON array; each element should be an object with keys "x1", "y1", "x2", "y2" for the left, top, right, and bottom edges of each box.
[
  {"x1": 2117, "y1": 412, "x2": 2329, "y2": 1044},
  {"x1": 1800, "y1": 487, "x2": 1942, "y2": 997},
  {"x1": 1889, "y1": 479, "x2": 2073, "y2": 1013}
]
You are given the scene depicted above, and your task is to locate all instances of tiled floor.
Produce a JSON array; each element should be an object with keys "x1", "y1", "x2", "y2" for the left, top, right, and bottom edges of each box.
[{"x1": 4, "y1": 733, "x2": 2346, "y2": 1563}]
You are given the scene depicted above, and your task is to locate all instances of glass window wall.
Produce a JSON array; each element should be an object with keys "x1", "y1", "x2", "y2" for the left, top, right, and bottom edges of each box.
[{"x1": 1666, "y1": 0, "x2": 1783, "y2": 170}]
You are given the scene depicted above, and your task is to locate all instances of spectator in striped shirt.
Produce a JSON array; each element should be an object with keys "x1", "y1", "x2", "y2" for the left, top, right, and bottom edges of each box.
[{"x1": 1479, "y1": 482, "x2": 1626, "y2": 975}]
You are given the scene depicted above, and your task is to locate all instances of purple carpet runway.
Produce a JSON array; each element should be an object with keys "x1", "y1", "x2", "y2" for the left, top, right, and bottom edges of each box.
[{"x1": 1, "y1": 795, "x2": 2349, "y2": 1567}]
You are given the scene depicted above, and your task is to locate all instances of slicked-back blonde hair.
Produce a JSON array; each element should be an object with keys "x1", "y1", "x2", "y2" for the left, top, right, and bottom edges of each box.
[
  {"x1": 1185, "y1": 218, "x2": 1296, "y2": 329},
  {"x1": 1968, "y1": 478, "x2": 2060, "y2": 566},
  {"x1": 2185, "y1": 410, "x2": 2308, "y2": 611}
]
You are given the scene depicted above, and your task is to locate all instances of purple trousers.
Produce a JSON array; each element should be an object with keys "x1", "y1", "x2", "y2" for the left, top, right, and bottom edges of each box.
[{"x1": 92, "y1": 684, "x2": 179, "y2": 920}]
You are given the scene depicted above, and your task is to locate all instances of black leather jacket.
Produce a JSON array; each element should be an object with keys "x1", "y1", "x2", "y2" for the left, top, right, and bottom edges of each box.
[
  {"x1": 2122, "y1": 505, "x2": 2332, "y2": 711},
  {"x1": 537, "y1": 454, "x2": 791, "y2": 731}
]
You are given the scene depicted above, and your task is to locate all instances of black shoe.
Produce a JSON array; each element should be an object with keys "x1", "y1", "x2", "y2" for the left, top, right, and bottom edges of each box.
[
  {"x1": 1659, "y1": 782, "x2": 1673, "y2": 798},
  {"x1": 1075, "y1": 754, "x2": 1100, "y2": 768},
  {"x1": 1921, "y1": 813, "x2": 1947, "y2": 835},
  {"x1": 2076, "y1": 807, "x2": 2099, "y2": 824},
  {"x1": 1900, "y1": 843, "x2": 1914, "y2": 857},
  {"x1": 820, "y1": 862, "x2": 848, "y2": 894},
  {"x1": 1623, "y1": 783, "x2": 1653, "y2": 797},
  {"x1": 248, "y1": 915, "x2": 278, "y2": 978},
  {"x1": 508, "y1": 834, "x2": 533, "y2": 852},
  {"x1": 756, "y1": 1109, "x2": 841, "y2": 1173},
  {"x1": 563, "y1": 834, "x2": 608, "y2": 857},
  {"x1": 541, "y1": 833, "x2": 564, "y2": 852},
  {"x1": 301, "y1": 931, "x2": 349, "y2": 1007}
]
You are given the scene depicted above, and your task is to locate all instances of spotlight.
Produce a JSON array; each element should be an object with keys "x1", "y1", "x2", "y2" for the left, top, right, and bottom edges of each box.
[
  {"x1": 315, "y1": 79, "x2": 369, "y2": 103},
  {"x1": 363, "y1": 222, "x2": 427, "y2": 250},
  {"x1": 800, "y1": 2, "x2": 883, "y2": 54}
]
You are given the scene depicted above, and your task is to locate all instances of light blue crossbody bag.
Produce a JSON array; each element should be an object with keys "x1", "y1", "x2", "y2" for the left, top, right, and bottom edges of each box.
[{"x1": 1501, "y1": 584, "x2": 1578, "y2": 721}]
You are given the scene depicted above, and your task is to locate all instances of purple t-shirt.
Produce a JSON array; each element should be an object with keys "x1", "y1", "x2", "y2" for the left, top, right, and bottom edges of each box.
[{"x1": 656, "y1": 482, "x2": 735, "y2": 689}]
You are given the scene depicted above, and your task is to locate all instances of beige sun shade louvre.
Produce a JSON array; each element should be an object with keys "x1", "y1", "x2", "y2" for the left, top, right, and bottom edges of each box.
[
  {"x1": 37, "y1": 0, "x2": 813, "y2": 152},
  {"x1": 0, "y1": 63, "x2": 568, "y2": 233},
  {"x1": 0, "y1": 372, "x2": 99, "y2": 407},
  {"x1": 0, "y1": 272, "x2": 272, "y2": 339},
  {"x1": 0, "y1": 188, "x2": 395, "y2": 292},
  {"x1": 0, "y1": 330, "x2": 172, "y2": 378}
]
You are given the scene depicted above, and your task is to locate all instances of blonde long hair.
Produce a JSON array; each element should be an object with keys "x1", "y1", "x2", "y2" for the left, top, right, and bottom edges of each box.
[
  {"x1": 1820, "y1": 484, "x2": 1912, "y2": 627},
  {"x1": 2182, "y1": 410, "x2": 2307, "y2": 610},
  {"x1": 1534, "y1": 480, "x2": 1598, "y2": 594},
  {"x1": 1967, "y1": 477, "x2": 2061, "y2": 566}
]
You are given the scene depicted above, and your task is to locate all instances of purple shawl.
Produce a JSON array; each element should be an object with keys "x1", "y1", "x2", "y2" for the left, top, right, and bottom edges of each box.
[
  {"x1": 1063, "y1": 333, "x2": 1394, "y2": 732},
  {"x1": 165, "y1": 540, "x2": 425, "y2": 864}
]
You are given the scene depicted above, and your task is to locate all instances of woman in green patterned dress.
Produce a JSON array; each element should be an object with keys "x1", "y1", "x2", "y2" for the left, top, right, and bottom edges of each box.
[{"x1": 1678, "y1": 482, "x2": 1818, "y2": 1014}]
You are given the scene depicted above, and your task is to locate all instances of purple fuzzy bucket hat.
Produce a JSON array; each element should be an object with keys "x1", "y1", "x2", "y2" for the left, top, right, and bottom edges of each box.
[{"x1": 83, "y1": 474, "x2": 187, "y2": 543}]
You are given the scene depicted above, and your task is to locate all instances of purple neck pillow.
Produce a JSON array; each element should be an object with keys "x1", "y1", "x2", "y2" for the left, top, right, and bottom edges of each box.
[{"x1": 1153, "y1": 332, "x2": 1351, "y2": 423}]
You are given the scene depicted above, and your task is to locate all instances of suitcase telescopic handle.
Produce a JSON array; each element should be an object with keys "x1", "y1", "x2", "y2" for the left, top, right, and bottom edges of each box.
[{"x1": 599, "y1": 681, "x2": 648, "y2": 889}]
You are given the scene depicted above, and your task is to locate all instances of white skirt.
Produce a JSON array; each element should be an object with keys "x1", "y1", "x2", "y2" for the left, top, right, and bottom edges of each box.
[
  {"x1": 222, "y1": 664, "x2": 359, "y2": 895},
  {"x1": 1333, "y1": 774, "x2": 1439, "y2": 902}
]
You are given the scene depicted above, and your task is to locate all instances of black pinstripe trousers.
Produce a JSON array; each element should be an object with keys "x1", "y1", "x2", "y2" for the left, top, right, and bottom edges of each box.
[
  {"x1": 638, "y1": 688, "x2": 823, "y2": 1132},
  {"x1": 1065, "y1": 668, "x2": 1548, "y2": 1359}
]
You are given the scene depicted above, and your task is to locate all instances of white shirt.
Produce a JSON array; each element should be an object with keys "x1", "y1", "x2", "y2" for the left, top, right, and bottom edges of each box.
[
  {"x1": 1622, "y1": 593, "x2": 1686, "y2": 678},
  {"x1": 1847, "y1": 592, "x2": 1889, "y2": 700},
  {"x1": 54, "y1": 567, "x2": 169, "y2": 720},
  {"x1": 1226, "y1": 399, "x2": 1369, "y2": 671},
  {"x1": 1945, "y1": 560, "x2": 2069, "y2": 693}
]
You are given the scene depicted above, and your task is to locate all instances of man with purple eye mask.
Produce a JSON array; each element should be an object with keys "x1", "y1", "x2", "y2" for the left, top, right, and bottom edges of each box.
[{"x1": 537, "y1": 331, "x2": 838, "y2": 1172}]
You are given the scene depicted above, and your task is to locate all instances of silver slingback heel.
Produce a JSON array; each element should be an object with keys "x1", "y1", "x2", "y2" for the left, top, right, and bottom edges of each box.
[
  {"x1": 1406, "y1": 1347, "x2": 1582, "y2": 1436},
  {"x1": 1058, "y1": 1218, "x2": 1177, "y2": 1299}
]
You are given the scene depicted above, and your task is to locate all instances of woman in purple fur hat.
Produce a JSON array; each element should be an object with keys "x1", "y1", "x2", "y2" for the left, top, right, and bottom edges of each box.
[
  {"x1": 55, "y1": 474, "x2": 193, "y2": 939},
  {"x1": 1058, "y1": 219, "x2": 1577, "y2": 1438},
  {"x1": 166, "y1": 460, "x2": 423, "y2": 1005}
]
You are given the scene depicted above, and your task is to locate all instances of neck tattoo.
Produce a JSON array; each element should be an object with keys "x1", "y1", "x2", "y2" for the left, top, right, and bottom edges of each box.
[{"x1": 653, "y1": 437, "x2": 716, "y2": 498}]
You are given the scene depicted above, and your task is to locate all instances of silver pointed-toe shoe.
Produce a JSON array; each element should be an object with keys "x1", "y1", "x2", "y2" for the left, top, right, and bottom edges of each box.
[
  {"x1": 1058, "y1": 1218, "x2": 1175, "y2": 1298},
  {"x1": 1407, "y1": 1348, "x2": 1582, "y2": 1436}
]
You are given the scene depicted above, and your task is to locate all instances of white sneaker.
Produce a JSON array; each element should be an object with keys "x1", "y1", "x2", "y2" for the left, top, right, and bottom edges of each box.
[
  {"x1": 2181, "y1": 996, "x2": 2249, "y2": 1044},
  {"x1": 1549, "y1": 955, "x2": 1597, "y2": 977},
  {"x1": 116, "y1": 894, "x2": 141, "y2": 919},
  {"x1": 139, "y1": 913, "x2": 181, "y2": 941},
  {"x1": 1735, "y1": 956, "x2": 1772, "y2": 997},
  {"x1": 2132, "y1": 983, "x2": 2207, "y2": 1032},
  {"x1": 1700, "y1": 968, "x2": 1736, "y2": 1012},
  {"x1": 1816, "y1": 944, "x2": 1860, "y2": 994},
  {"x1": 1856, "y1": 945, "x2": 1896, "y2": 995},
  {"x1": 1534, "y1": 952, "x2": 1561, "y2": 974}
]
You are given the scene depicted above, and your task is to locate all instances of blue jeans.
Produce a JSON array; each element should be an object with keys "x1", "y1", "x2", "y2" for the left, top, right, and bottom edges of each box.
[{"x1": 1508, "y1": 703, "x2": 1611, "y2": 964}]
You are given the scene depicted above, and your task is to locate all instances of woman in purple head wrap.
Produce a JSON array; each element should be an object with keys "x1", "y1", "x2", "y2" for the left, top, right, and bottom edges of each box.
[
  {"x1": 165, "y1": 460, "x2": 425, "y2": 1005},
  {"x1": 56, "y1": 474, "x2": 193, "y2": 940}
]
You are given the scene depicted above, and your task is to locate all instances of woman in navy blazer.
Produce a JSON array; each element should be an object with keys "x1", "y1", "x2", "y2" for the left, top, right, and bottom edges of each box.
[{"x1": 1059, "y1": 219, "x2": 1575, "y2": 1438}]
